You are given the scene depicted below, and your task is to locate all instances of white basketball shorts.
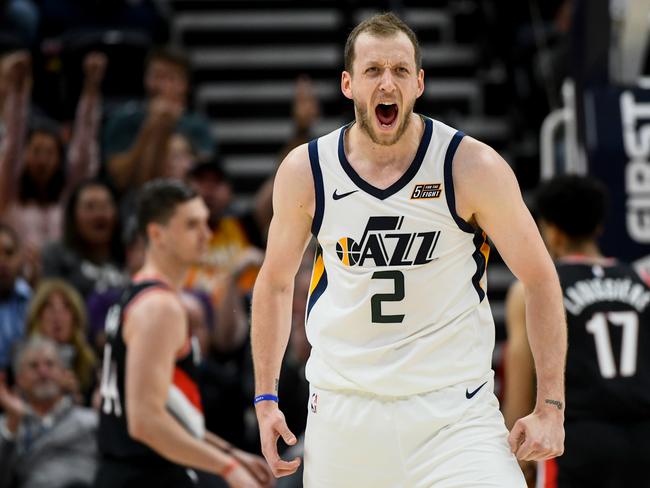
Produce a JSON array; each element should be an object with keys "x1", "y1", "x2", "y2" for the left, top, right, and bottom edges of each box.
[{"x1": 303, "y1": 375, "x2": 525, "y2": 487}]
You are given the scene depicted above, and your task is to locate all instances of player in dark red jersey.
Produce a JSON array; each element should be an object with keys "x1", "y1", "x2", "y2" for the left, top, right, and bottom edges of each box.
[
  {"x1": 503, "y1": 175, "x2": 650, "y2": 488},
  {"x1": 95, "y1": 180, "x2": 272, "y2": 488}
]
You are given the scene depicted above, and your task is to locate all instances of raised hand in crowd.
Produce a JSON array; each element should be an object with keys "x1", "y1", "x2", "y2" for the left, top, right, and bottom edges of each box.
[
  {"x1": 0, "y1": 51, "x2": 31, "y2": 215},
  {"x1": 67, "y1": 51, "x2": 108, "y2": 193},
  {"x1": 83, "y1": 51, "x2": 108, "y2": 95},
  {"x1": 104, "y1": 47, "x2": 215, "y2": 192},
  {"x1": 147, "y1": 95, "x2": 183, "y2": 125},
  {"x1": 58, "y1": 367, "x2": 82, "y2": 402},
  {"x1": 1, "y1": 50, "x2": 31, "y2": 96},
  {"x1": 292, "y1": 75, "x2": 320, "y2": 134},
  {"x1": 0, "y1": 372, "x2": 27, "y2": 435}
]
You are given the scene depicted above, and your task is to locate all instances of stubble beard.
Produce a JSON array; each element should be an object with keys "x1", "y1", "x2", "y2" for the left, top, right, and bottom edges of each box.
[{"x1": 355, "y1": 98, "x2": 415, "y2": 146}]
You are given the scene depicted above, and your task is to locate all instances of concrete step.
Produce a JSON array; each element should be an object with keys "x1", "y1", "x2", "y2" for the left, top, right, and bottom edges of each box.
[
  {"x1": 190, "y1": 44, "x2": 477, "y2": 70},
  {"x1": 212, "y1": 117, "x2": 344, "y2": 143}
]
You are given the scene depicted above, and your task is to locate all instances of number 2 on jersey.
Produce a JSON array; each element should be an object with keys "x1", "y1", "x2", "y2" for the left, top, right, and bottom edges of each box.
[
  {"x1": 586, "y1": 311, "x2": 638, "y2": 378},
  {"x1": 371, "y1": 270, "x2": 405, "y2": 323}
]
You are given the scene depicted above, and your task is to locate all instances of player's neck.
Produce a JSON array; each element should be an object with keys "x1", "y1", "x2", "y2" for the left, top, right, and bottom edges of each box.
[
  {"x1": 557, "y1": 241, "x2": 602, "y2": 260},
  {"x1": 137, "y1": 253, "x2": 186, "y2": 290},
  {"x1": 348, "y1": 113, "x2": 424, "y2": 168}
]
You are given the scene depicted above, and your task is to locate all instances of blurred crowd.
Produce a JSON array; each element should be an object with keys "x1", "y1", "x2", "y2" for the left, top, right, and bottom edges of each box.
[
  {"x1": 0, "y1": 2, "x2": 318, "y2": 487},
  {"x1": 0, "y1": 1, "x2": 647, "y2": 488}
]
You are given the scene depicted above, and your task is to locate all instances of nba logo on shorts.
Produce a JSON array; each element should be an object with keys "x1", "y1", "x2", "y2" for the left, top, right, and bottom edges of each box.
[{"x1": 310, "y1": 393, "x2": 318, "y2": 413}]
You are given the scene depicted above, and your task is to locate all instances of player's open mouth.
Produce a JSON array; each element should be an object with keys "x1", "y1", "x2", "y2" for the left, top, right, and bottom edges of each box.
[{"x1": 375, "y1": 103, "x2": 398, "y2": 128}]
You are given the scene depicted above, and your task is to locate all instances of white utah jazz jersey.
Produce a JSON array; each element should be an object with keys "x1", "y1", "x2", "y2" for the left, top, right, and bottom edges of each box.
[{"x1": 304, "y1": 116, "x2": 495, "y2": 396}]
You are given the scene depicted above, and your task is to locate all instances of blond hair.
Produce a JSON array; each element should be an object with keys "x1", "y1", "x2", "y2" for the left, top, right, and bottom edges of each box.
[
  {"x1": 344, "y1": 12, "x2": 421, "y2": 73},
  {"x1": 26, "y1": 279, "x2": 96, "y2": 391}
]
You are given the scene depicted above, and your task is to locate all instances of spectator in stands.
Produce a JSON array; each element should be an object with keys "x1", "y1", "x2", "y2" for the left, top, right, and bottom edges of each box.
[
  {"x1": 0, "y1": 336, "x2": 98, "y2": 488},
  {"x1": 41, "y1": 179, "x2": 126, "y2": 299},
  {"x1": 181, "y1": 290, "x2": 214, "y2": 359},
  {"x1": 163, "y1": 132, "x2": 197, "y2": 180},
  {"x1": 179, "y1": 290, "x2": 248, "y2": 444},
  {"x1": 0, "y1": 51, "x2": 106, "y2": 258},
  {"x1": 243, "y1": 75, "x2": 322, "y2": 248},
  {"x1": 182, "y1": 280, "x2": 255, "y2": 451},
  {"x1": 85, "y1": 218, "x2": 145, "y2": 353},
  {"x1": 184, "y1": 160, "x2": 262, "y2": 351},
  {"x1": 103, "y1": 46, "x2": 215, "y2": 193},
  {"x1": 25, "y1": 279, "x2": 97, "y2": 404},
  {"x1": 0, "y1": 222, "x2": 30, "y2": 373},
  {"x1": 282, "y1": 75, "x2": 321, "y2": 161}
]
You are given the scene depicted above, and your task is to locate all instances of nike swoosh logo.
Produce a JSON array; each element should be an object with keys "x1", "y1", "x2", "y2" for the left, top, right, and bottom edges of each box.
[
  {"x1": 332, "y1": 189, "x2": 359, "y2": 200},
  {"x1": 465, "y1": 381, "x2": 488, "y2": 399}
]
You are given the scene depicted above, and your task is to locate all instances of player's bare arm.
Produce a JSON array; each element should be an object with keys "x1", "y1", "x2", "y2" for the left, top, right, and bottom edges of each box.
[
  {"x1": 124, "y1": 290, "x2": 260, "y2": 486},
  {"x1": 251, "y1": 144, "x2": 314, "y2": 478},
  {"x1": 453, "y1": 137, "x2": 566, "y2": 461},
  {"x1": 503, "y1": 281, "x2": 535, "y2": 430}
]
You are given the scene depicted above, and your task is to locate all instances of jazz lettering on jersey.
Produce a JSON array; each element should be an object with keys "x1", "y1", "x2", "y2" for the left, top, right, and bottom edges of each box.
[{"x1": 336, "y1": 216, "x2": 441, "y2": 267}]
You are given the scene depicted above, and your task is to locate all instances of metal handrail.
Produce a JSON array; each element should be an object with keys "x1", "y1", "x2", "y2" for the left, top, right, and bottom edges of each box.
[{"x1": 539, "y1": 79, "x2": 582, "y2": 180}]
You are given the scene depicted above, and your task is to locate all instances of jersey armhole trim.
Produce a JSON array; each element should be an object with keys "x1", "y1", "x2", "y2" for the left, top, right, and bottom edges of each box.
[
  {"x1": 309, "y1": 138, "x2": 325, "y2": 237},
  {"x1": 443, "y1": 131, "x2": 474, "y2": 234}
]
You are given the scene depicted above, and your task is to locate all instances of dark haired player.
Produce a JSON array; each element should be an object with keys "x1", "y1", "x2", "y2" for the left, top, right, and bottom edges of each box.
[
  {"x1": 503, "y1": 175, "x2": 650, "y2": 487},
  {"x1": 94, "y1": 180, "x2": 272, "y2": 488}
]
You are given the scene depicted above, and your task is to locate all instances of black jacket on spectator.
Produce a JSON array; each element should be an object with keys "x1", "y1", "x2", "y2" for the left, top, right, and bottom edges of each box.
[{"x1": 41, "y1": 242, "x2": 126, "y2": 299}]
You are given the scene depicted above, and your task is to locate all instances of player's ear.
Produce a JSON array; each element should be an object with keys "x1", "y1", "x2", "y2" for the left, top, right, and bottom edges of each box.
[
  {"x1": 341, "y1": 71, "x2": 353, "y2": 100},
  {"x1": 146, "y1": 222, "x2": 161, "y2": 243},
  {"x1": 416, "y1": 69, "x2": 424, "y2": 98}
]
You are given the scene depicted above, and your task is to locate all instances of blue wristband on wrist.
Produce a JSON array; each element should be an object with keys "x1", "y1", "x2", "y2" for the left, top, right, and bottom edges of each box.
[{"x1": 254, "y1": 394, "x2": 279, "y2": 405}]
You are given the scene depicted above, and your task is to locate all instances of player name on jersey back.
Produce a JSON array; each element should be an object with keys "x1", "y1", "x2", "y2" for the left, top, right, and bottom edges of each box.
[{"x1": 563, "y1": 275, "x2": 650, "y2": 315}]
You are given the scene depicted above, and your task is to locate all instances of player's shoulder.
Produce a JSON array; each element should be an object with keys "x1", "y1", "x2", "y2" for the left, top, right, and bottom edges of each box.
[
  {"x1": 126, "y1": 284, "x2": 184, "y2": 320},
  {"x1": 452, "y1": 134, "x2": 516, "y2": 206},
  {"x1": 275, "y1": 143, "x2": 315, "y2": 202},
  {"x1": 123, "y1": 285, "x2": 186, "y2": 344},
  {"x1": 455, "y1": 135, "x2": 507, "y2": 177},
  {"x1": 280, "y1": 143, "x2": 310, "y2": 173}
]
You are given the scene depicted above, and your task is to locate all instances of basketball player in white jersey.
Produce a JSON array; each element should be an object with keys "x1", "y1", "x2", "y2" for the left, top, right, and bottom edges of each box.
[{"x1": 252, "y1": 13, "x2": 566, "y2": 487}]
